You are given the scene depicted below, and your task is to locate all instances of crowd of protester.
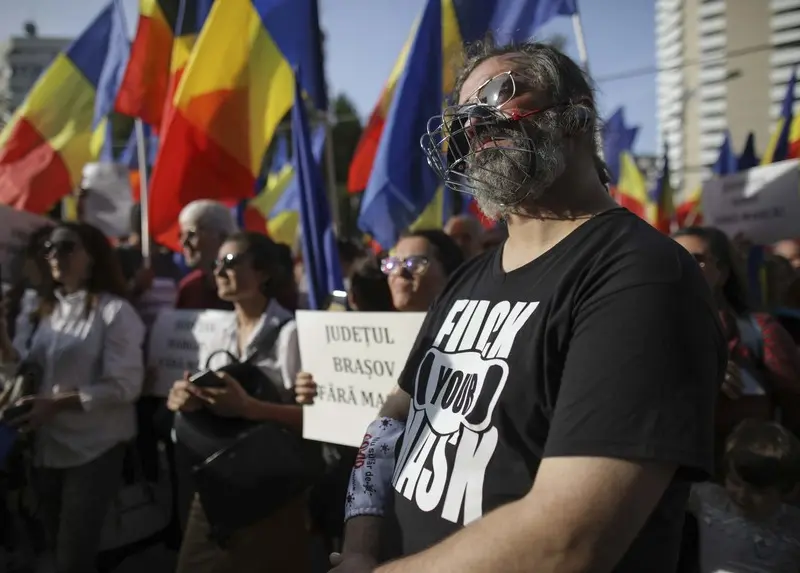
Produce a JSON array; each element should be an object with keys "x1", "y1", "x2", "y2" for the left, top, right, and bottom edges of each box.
[{"x1": 0, "y1": 194, "x2": 798, "y2": 572}]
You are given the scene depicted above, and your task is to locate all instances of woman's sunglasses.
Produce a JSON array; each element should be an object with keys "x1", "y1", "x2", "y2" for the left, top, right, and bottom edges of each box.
[
  {"x1": 380, "y1": 255, "x2": 429, "y2": 276},
  {"x1": 213, "y1": 253, "x2": 246, "y2": 272},
  {"x1": 43, "y1": 240, "x2": 77, "y2": 259}
]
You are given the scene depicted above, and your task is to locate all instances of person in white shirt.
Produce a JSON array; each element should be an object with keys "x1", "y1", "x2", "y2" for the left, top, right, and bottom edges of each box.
[
  {"x1": 168, "y1": 231, "x2": 310, "y2": 573},
  {"x1": 0, "y1": 222, "x2": 145, "y2": 573},
  {"x1": 688, "y1": 420, "x2": 800, "y2": 573}
]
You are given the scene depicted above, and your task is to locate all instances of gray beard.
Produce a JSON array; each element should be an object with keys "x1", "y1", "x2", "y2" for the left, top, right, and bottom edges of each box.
[{"x1": 466, "y1": 134, "x2": 566, "y2": 220}]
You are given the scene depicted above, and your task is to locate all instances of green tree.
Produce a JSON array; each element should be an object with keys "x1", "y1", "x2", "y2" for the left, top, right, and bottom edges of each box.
[{"x1": 330, "y1": 93, "x2": 363, "y2": 236}]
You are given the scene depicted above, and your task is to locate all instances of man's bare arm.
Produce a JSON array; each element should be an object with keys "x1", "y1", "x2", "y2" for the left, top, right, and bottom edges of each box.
[
  {"x1": 377, "y1": 456, "x2": 676, "y2": 573},
  {"x1": 378, "y1": 384, "x2": 412, "y2": 420},
  {"x1": 341, "y1": 385, "x2": 411, "y2": 558}
]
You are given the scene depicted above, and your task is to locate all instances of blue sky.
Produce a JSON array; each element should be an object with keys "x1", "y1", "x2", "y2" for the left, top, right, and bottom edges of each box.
[{"x1": 0, "y1": 0, "x2": 658, "y2": 154}]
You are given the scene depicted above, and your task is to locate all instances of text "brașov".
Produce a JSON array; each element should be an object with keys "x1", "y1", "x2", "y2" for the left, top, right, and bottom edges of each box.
[{"x1": 324, "y1": 325, "x2": 396, "y2": 347}]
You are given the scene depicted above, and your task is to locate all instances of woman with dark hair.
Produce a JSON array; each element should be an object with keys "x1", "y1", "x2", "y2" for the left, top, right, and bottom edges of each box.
[
  {"x1": 349, "y1": 255, "x2": 395, "y2": 312},
  {"x1": 0, "y1": 222, "x2": 145, "y2": 573},
  {"x1": 168, "y1": 231, "x2": 310, "y2": 573},
  {"x1": 383, "y1": 229, "x2": 465, "y2": 312},
  {"x1": 294, "y1": 230, "x2": 462, "y2": 561},
  {"x1": 672, "y1": 227, "x2": 800, "y2": 440}
]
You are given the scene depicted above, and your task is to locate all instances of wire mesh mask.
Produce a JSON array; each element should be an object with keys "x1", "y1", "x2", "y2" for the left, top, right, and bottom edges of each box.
[
  {"x1": 423, "y1": 104, "x2": 544, "y2": 205},
  {"x1": 421, "y1": 71, "x2": 567, "y2": 207}
]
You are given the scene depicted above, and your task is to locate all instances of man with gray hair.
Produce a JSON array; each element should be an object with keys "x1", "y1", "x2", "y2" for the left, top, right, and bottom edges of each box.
[
  {"x1": 333, "y1": 40, "x2": 723, "y2": 573},
  {"x1": 175, "y1": 199, "x2": 238, "y2": 310},
  {"x1": 444, "y1": 214, "x2": 485, "y2": 260}
]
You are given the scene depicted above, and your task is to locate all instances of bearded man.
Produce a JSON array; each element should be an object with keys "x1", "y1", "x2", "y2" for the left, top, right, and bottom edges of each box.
[{"x1": 332, "y1": 41, "x2": 724, "y2": 573}]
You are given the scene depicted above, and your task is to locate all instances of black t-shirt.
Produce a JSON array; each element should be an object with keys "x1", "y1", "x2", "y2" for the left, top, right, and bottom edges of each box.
[{"x1": 391, "y1": 208, "x2": 724, "y2": 571}]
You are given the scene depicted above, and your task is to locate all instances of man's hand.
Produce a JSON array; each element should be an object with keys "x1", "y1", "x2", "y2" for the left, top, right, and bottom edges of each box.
[{"x1": 328, "y1": 552, "x2": 377, "y2": 573}]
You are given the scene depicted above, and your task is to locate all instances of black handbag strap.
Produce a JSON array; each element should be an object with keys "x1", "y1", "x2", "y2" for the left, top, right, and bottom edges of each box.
[{"x1": 203, "y1": 318, "x2": 291, "y2": 371}]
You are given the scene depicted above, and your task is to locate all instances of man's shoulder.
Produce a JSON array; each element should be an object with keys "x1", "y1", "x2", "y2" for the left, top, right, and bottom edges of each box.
[{"x1": 581, "y1": 210, "x2": 709, "y2": 296}]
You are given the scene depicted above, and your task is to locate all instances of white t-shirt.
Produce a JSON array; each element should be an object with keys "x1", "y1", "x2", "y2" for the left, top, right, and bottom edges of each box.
[{"x1": 688, "y1": 482, "x2": 800, "y2": 573}]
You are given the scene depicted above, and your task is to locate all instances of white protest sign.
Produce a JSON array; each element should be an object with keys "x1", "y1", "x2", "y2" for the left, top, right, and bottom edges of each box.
[
  {"x1": 701, "y1": 159, "x2": 800, "y2": 244},
  {"x1": 0, "y1": 204, "x2": 51, "y2": 284},
  {"x1": 146, "y1": 308, "x2": 234, "y2": 397},
  {"x1": 137, "y1": 277, "x2": 178, "y2": 328},
  {"x1": 297, "y1": 310, "x2": 426, "y2": 447}
]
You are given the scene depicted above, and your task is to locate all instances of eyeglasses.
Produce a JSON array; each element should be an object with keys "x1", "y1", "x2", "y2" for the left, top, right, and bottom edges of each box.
[
  {"x1": 213, "y1": 253, "x2": 246, "y2": 272},
  {"x1": 380, "y1": 255, "x2": 429, "y2": 276},
  {"x1": 464, "y1": 71, "x2": 528, "y2": 109},
  {"x1": 43, "y1": 240, "x2": 77, "y2": 259},
  {"x1": 180, "y1": 228, "x2": 198, "y2": 245}
]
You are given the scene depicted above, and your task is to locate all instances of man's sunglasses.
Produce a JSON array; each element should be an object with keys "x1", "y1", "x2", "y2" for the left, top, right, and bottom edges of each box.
[{"x1": 463, "y1": 71, "x2": 528, "y2": 109}]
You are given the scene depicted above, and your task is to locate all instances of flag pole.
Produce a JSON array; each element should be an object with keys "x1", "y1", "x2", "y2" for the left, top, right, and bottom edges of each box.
[
  {"x1": 571, "y1": 12, "x2": 590, "y2": 73},
  {"x1": 570, "y1": 9, "x2": 604, "y2": 162},
  {"x1": 134, "y1": 118, "x2": 151, "y2": 266},
  {"x1": 322, "y1": 111, "x2": 340, "y2": 233}
]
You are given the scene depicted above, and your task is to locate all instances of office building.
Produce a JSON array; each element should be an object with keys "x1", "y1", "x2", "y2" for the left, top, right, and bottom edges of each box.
[
  {"x1": 655, "y1": 0, "x2": 800, "y2": 193},
  {"x1": 0, "y1": 22, "x2": 71, "y2": 121}
]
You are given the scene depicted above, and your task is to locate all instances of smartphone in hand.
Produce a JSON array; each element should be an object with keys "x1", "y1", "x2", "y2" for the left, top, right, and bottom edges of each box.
[
  {"x1": 2, "y1": 402, "x2": 32, "y2": 423},
  {"x1": 189, "y1": 370, "x2": 225, "y2": 389}
]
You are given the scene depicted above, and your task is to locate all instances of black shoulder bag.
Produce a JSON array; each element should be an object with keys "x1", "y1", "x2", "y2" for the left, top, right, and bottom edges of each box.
[{"x1": 173, "y1": 320, "x2": 324, "y2": 543}]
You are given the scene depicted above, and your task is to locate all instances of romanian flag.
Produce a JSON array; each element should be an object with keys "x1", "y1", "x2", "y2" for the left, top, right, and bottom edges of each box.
[
  {"x1": 738, "y1": 132, "x2": 760, "y2": 171},
  {"x1": 615, "y1": 152, "x2": 648, "y2": 220},
  {"x1": 712, "y1": 131, "x2": 737, "y2": 175},
  {"x1": 349, "y1": 0, "x2": 578, "y2": 196},
  {"x1": 118, "y1": 124, "x2": 159, "y2": 201},
  {"x1": 292, "y1": 72, "x2": 344, "y2": 309},
  {"x1": 462, "y1": 195, "x2": 496, "y2": 229},
  {"x1": 236, "y1": 134, "x2": 292, "y2": 238},
  {"x1": 762, "y1": 67, "x2": 796, "y2": 165},
  {"x1": 148, "y1": 0, "x2": 327, "y2": 250},
  {"x1": 646, "y1": 147, "x2": 673, "y2": 234},
  {"x1": 0, "y1": 0, "x2": 129, "y2": 214},
  {"x1": 602, "y1": 108, "x2": 639, "y2": 186},
  {"x1": 675, "y1": 186, "x2": 702, "y2": 229},
  {"x1": 263, "y1": 126, "x2": 327, "y2": 247},
  {"x1": 115, "y1": 0, "x2": 212, "y2": 130},
  {"x1": 676, "y1": 132, "x2": 741, "y2": 229},
  {"x1": 357, "y1": 0, "x2": 578, "y2": 247},
  {"x1": 161, "y1": 0, "x2": 215, "y2": 128}
]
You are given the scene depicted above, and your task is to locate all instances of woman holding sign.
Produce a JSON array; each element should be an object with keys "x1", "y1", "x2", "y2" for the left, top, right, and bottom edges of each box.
[{"x1": 168, "y1": 231, "x2": 316, "y2": 573}]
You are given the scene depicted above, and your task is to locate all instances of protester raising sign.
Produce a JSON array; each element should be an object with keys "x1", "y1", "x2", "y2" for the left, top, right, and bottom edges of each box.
[
  {"x1": 297, "y1": 310, "x2": 426, "y2": 447},
  {"x1": 146, "y1": 308, "x2": 234, "y2": 397},
  {"x1": 702, "y1": 159, "x2": 800, "y2": 244}
]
